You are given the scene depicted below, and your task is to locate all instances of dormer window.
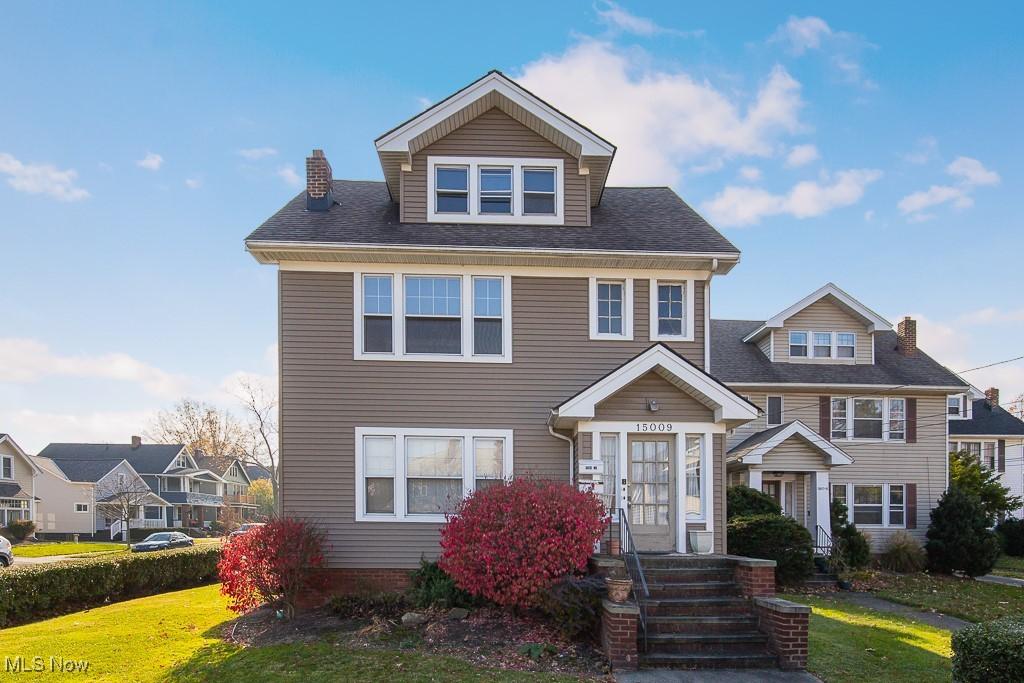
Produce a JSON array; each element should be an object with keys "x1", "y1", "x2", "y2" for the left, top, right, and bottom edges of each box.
[
  {"x1": 813, "y1": 332, "x2": 833, "y2": 358},
  {"x1": 837, "y1": 333, "x2": 856, "y2": 358},
  {"x1": 948, "y1": 395, "x2": 963, "y2": 416},
  {"x1": 789, "y1": 331, "x2": 808, "y2": 357},
  {"x1": 427, "y1": 157, "x2": 564, "y2": 225}
]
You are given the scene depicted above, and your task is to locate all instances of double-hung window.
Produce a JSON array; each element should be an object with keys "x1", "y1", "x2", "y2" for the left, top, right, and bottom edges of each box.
[
  {"x1": 837, "y1": 333, "x2": 856, "y2": 358},
  {"x1": 479, "y1": 167, "x2": 512, "y2": 214},
  {"x1": 852, "y1": 485, "x2": 884, "y2": 525},
  {"x1": 435, "y1": 166, "x2": 469, "y2": 214},
  {"x1": 362, "y1": 275, "x2": 394, "y2": 353},
  {"x1": 830, "y1": 398, "x2": 848, "y2": 439},
  {"x1": 74, "y1": 503, "x2": 89, "y2": 513},
  {"x1": 766, "y1": 396, "x2": 783, "y2": 427},
  {"x1": 356, "y1": 428, "x2": 513, "y2": 522},
  {"x1": 830, "y1": 397, "x2": 907, "y2": 441},
  {"x1": 427, "y1": 157, "x2": 563, "y2": 224},
  {"x1": 597, "y1": 282, "x2": 623, "y2": 335},
  {"x1": 657, "y1": 283, "x2": 684, "y2": 336},
  {"x1": 831, "y1": 484, "x2": 848, "y2": 507},
  {"x1": 888, "y1": 485, "x2": 905, "y2": 526},
  {"x1": 405, "y1": 276, "x2": 462, "y2": 355},
  {"x1": 523, "y1": 168, "x2": 556, "y2": 215},
  {"x1": 982, "y1": 442, "x2": 997, "y2": 470},
  {"x1": 472, "y1": 277, "x2": 503, "y2": 355},
  {"x1": 813, "y1": 332, "x2": 833, "y2": 358},
  {"x1": 888, "y1": 398, "x2": 906, "y2": 440},
  {"x1": 789, "y1": 331, "x2": 808, "y2": 357},
  {"x1": 854, "y1": 399, "x2": 883, "y2": 439},
  {"x1": 1, "y1": 456, "x2": 11, "y2": 480}
]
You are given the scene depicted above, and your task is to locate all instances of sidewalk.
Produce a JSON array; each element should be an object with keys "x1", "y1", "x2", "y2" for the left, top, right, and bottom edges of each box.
[
  {"x1": 830, "y1": 591, "x2": 971, "y2": 631},
  {"x1": 977, "y1": 574, "x2": 1024, "y2": 588},
  {"x1": 13, "y1": 551, "x2": 123, "y2": 566},
  {"x1": 616, "y1": 670, "x2": 821, "y2": 682}
]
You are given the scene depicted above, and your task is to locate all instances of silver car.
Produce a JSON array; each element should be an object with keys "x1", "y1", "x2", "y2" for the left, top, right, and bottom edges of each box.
[{"x1": 0, "y1": 536, "x2": 12, "y2": 567}]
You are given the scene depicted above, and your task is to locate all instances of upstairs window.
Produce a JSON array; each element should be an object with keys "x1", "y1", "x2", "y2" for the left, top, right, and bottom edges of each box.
[
  {"x1": 1, "y1": 456, "x2": 11, "y2": 480},
  {"x1": 363, "y1": 275, "x2": 394, "y2": 353},
  {"x1": 657, "y1": 284, "x2": 684, "y2": 336},
  {"x1": 405, "y1": 276, "x2": 461, "y2": 355},
  {"x1": 837, "y1": 333, "x2": 856, "y2": 358},
  {"x1": 789, "y1": 331, "x2": 808, "y2": 357},
  {"x1": 888, "y1": 398, "x2": 906, "y2": 440},
  {"x1": 948, "y1": 395, "x2": 963, "y2": 416},
  {"x1": 766, "y1": 396, "x2": 783, "y2": 426},
  {"x1": 472, "y1": 277, "x2": 503, "y2": 355},
  {"x1": 813, "y1": 332, "x2": 833, "y2": 358},
  {"x1": 479, "y1": 167, "x2": 512, "y2": 214},
  {"x1": 831, "y1": 397, "x2": 908, "y2": 441},
  {"x1": 523, "y1": 168, "x2": 556, "y2": 215},
  {"x1": 853, "y1": 399, "x2": 883, "y2": 439},
  {"x1": 435, "y1": 166, "x2": 469, "y2": 214},
  {"x1": 597, "y1": 281, "x2": 623, "y2": 335}
]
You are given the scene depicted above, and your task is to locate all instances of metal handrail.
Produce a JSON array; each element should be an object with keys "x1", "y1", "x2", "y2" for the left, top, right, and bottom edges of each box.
[
  {"x1": 814, "y1": 524, "x2": 834, "y2": 556},
  {"x1": 617, "y1": 511, "x2": 649, "y2": 652}
]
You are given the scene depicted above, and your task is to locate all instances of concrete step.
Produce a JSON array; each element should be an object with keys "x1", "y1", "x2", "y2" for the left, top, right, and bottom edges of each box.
[
  {"x1": 646, "y1": 615, "x2": 759, "y2": 635},
  {"x1": 641, "y1": 567, "x2": 736, "y2": 583},
  {"x1": 639, "y1": 652, "x2": 778, "y2": 670},
  {"x1": 638, "y1": 555, "x2": 737, "y2": 570},
  {"x1": 646, "y1": 581, "x2": 740, "y2": 598},
  {"x1": 645, "y1": 632, "x2": 770, "y2": 655},
  {"x1": 643, "y1": 596, "x2": 755, "y2": 617}
]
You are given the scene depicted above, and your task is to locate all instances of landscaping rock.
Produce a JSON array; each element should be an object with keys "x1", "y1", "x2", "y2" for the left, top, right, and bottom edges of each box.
[
  {"x1": 447, "y1": 607, "x2": 469, "y2": 620},
  {"x1": 401, "y1": 612, "x2": 429, "y2": 626}
]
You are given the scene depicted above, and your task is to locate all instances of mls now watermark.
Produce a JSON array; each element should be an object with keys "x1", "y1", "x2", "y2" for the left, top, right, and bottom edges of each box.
[{"x1": 5, "y1": 656, "x2": 91, "y2": 674}]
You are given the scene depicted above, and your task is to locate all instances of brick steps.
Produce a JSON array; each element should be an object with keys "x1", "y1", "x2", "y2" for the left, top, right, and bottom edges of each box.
[
  {"x1": 645, "y1": 596, "x2": 755, "y2": 617},
  {"x1": 647, "y1": 615, "x2": 759, "y2": 635},
  {"x1": 639, "y1": 652, "x2": 779, "y2": 670},
  {"x1": 645, "y1": 632, "x2": 770, "y2": 655}
]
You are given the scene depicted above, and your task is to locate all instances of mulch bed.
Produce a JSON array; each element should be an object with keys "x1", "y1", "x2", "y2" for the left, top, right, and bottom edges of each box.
[{"x1": 222, "y1": 604, "x2": 610, "y2": 680}]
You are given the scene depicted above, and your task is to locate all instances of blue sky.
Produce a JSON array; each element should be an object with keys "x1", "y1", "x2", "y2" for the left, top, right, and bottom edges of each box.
[{"x1": 1, "y1": 1, "x2": 1021, "y2": 452}]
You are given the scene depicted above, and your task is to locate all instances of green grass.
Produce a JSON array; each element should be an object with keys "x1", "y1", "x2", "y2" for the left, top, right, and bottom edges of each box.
[
  {"x1": 875, "y1": 572, "x2": 1023, "y2": 622},
  {"x1": 991, "y1": 555, "x2": 1024, "y2": 579},
  {"x1": 0, "y1": 585, "x2": 581, "y2": 682},
  {"x1": 782, "y1": 593, "x2": 952, "y2": 683},
  {"x1": 12, "y1": 542, "x2": 126, "y2": 558}
]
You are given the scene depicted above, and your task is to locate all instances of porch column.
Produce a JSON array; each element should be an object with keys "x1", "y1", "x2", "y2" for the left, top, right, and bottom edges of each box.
[
  {"x1": 747, "y1": 468, "x2": 763, "y2": 492},
  {"x1": 809, "y1": 470, "x2": 831, "y2": 538}
]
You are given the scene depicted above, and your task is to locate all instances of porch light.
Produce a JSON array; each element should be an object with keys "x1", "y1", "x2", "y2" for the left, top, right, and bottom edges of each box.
[{"x1": 647, "y1": 399, "x2": 659, "y2": 412}]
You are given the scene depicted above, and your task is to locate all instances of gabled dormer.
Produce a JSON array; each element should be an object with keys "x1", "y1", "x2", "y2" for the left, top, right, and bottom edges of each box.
[
  {"x1": 373, "y1": 70, "x2": 616, "y2": 227},
  {"x1": 742, "y1": 283, "x2": 891, "y2": 365}
]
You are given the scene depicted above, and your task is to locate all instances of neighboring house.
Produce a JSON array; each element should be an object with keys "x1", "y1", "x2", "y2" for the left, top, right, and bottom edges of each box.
[
  {"x1": 243, "y1": 71, "x2": 973, "y2": 587},
  {"x1": 193, "y1": 452, "x2": 259, "y2": 520},
  {"x1": 713, "y1": 284, "x2": 968, "y2": 550},
  {"x1": 949, "y1": 386, "x2": 1024, "y2": 519},
  {"x1": 33, "y1": 455, "x2": 95, "y2": 537},
  {"x1": 0, "y1": 433, "x2": 39, "y2": 528},
  {"x1": 36, "y1": 437, "x2": 231, "y2": 537}
]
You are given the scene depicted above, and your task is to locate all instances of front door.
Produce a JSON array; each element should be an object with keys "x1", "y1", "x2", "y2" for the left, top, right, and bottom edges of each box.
[
  {"x1": 763, "y1": 479, "x2": 797, "y2": 518},
  {"x1": 627, "y1": 436, "x2": 674, "y2": 551}
]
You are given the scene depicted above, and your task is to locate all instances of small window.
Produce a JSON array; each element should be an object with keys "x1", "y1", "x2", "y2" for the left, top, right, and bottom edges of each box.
[
  {"x1": 473, "y1": 437, "x2": 504, "y2": 490},
  {"x1": 982, "y1": 442, "x2": 997, "y2": 470},
  {"x1": 813, "y1": 332, "x2": 833, "y2": 358},
  {"x1": 405, "y1": 276, "x2": 461, "y2": 355},
  {"x1": 789, "y1": 331, "x2": 808, "y2": 357},
  {"x1": 1, "y1": 456, "x2": 11, "y2": 480},
  {"x1": 363, "y1": 275, "x2": 394, "y2": 353},
  {"x1": 522, "y1": 168, "x2": 556, "y2": 215},
  {"x1": 766, "y1": 396, "x2": 783, "y2": 427},
  {"x1": 435, "y1": 166, "x2": 469, "y2": 213},
  {"x1": 597, "y1": 434, "x2": 618, "y2": 512},
  {"x1": 837, "y1": 333, "x2": 856, "y2": 358},
  {"x1": 888, "y1": 398, "x2": 906, "y2": 440},
  {"x1": 479, "y1": 167, "x2": 512, "y2": 214},
  {"x1": 853, "y1": 399, "x2": 883, "y2": 439},
  {"x1": 597, "y1": 281, "x2": 624, "y2": 335},
  {"x1": 830, "y1": 398, "x2": 848, "y2": 439},
  {"x1": 853, "y1": 485, "x2": 884, "y2": 525},
  {"x1": 364, "y1": 436, "x2": 396, "y2": 514},
  {"x1": 948, "y1": 395, "x2": 963, "y2": 416},
  {"x1": 657, "y1": 283, "x2": 685, "y2": 336},
  {"x1": 472, "y1": 277, "x2": 503, "y2": 355},
  {"x1": 74, "y1": 503, "x2": 89, "y2": 513},
  {"x1": 888, "y1": 485, "x2": 905, "y2": 527},
  {"x1": 831, "y1": 483, "x2": 848, "y2": 506},
  {"x1": 685, "y1": 435, "x2": 703, "y2": 519}
]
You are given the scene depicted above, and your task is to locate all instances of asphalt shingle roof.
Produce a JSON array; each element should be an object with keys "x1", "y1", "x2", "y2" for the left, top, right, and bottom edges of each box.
[
  {"x1": 0, "y1": 482, "x2": 26, "y2": 498},
  {"x1": 726, "y1": 422, "x2": 794, "y2": 455},
  {"x1": 710, "y1": 319, "x2": 968, "y2": 388},
  {"x1": 245, "y1": 181, "x2": 739, "y2": 255},
  {"x1": 37, "y1": 443, "x2": 185, "y2": 482},
  {"x1": 949, "y1": 399, "x2": 1024, "y2": 436}
]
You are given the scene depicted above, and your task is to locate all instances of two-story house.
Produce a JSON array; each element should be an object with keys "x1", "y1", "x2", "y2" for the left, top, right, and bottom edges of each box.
[
  {"x1": 193, "y1": 452, "x2": 260, "y2": 521},
  {"x1": 0, "y1": 433, "x2": 39, "y2": 530},
  {"x1": 245, "y1": 71, "x2": 977, "y2": 592},
  {"x1": 949, "y1": 386, "x2": 1024, "y2": 519}
]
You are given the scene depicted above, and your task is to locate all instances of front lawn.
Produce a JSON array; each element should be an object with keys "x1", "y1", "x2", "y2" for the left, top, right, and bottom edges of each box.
[
  {"x1": 0, "y1": 585, "x2": 585, "y2": 682},
  {"x1": 782, "y1": 593, "x2": 952, "y2": 683},
  {"x1": 875, "y1": 572, "x2": 1023, "y2": 622},
  {"x1": 991, "y1": 554, "x2": 1024, "y2": 579},
  {"x1": 13, "y1": 542, "x2": 126, "y2": 558}
]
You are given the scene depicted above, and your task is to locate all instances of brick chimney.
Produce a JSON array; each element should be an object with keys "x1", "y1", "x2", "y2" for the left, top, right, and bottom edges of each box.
[
  {"x1": 131, "y1": 435, "x2": 142, "y2": 449},
  {"x1": 305, "y1": 149, "x2": 333, "y2": 211},
  {"x1": 986, "y1": 387, "x2": 1000, "y2": 408},
  {"x1": 896, "y1": 316, "x2": 917, "y2": 356}
]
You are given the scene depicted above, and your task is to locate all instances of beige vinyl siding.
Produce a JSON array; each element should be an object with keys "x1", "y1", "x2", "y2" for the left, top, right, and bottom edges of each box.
[
  {"x1": 0, "y1": 440, "x2": 34, "y2": 507},
  {"x1": 32, "y1": 458, "x2": 94, "y2": 535},
  {"x1": 713, "y1": 433, "x2": 726, "y2": 554},
  {"x1": 595, "y1": 372, "x2": 713, "y2": 422},
  {"x1": 401, "y1": 108, "x2": 590, "y2": 226},
  {"x1": 773, "y1": 298, "x2": 873, "y2": 364},
  {"x1": 761, "y1": 436, "x2": 829, "y2": 470},
  {"x1": 280, "y1": 271, "x2": 708, "y2": 568},
  {"x1": 727, "y1": 393, "x2": 773, "y2": 450},
  {"x1": 756, "y1": 334, "x2": 771, "y2": 360}
]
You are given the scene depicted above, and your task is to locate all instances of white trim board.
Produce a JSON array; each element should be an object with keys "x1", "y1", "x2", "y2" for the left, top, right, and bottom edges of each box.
[
  {"x1": 589, "y1": 277, "x2": 634, "y2": 341},
  {"x1": 648, "y1": 278, "x2": 696, "y2": 343}
]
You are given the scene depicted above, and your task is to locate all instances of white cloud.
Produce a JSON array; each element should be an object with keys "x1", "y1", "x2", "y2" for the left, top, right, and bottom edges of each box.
[
  {"x1": 238, "y1": 147, "x2": 278, "y2": 161},
  {"x1": 595, "y1": 1, "x2": 703, "y2": 38},
  {"x1": 768, "y1": 16, "x2": 876, "y2": 89},
  {"x1": 702, "y1": 168, "x2": 882, "y2": 227},
  {"x1": 864, "y1": 209, "x2": 875, "y2": 221},
  {"x1": 136, "y1": 152, "x2": 163, "y2": 171},
  {"x1": 184, "y1": 177, "x2": 202, "y2": 189},
  {"x1": 0, "y1": 408, "x2": 157, "y2": 454},
  {"x1": 276, "y1": 164, "x2": 302, "y2": 187},
  {"x1": 958, "y1": 307, "x2": 1024, "y2": 325},
  {"x1": 516, "y1": 41, "x2": 805, "y2": 185},
  {"x1": 0, "y1": 338, "x2": 188, "y2": 398},
  {"x1": 738, "y1": 166, "x2": 762, "y2": 181},
  {"x1": 415, "y1": 96, "x2": 432, "y2": 109},
  {"x1": 903, "y1": 136, "x2": 938, "y2": 165},
  {"x1": 898, "y1": 156, "x2": 998, "y2": 221},
  {"x1": 785, "y1": 144, "x2": 819, "y2": 167},
  {"x1": 770, "y1": 16, "x2": 833, "y2": 55},
  {"x1": 947, "y1": 156, "x2": 1000, "y2": 187},
  {"x1": 0, "y1": 152, "x2": 90, "y2": 202}
]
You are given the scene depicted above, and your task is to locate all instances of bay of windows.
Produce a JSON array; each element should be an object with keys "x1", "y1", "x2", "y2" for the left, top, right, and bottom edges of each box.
[
  {"x1": 356, "y1": 428, "x2": 512, "y2": 522},
  {"x1": 0, "y1": 498, "x2": 28, "y2": 526},
  {"x1": 830, "y1": 397, "x2": 907, "y2": 441},
  {"x1": 427, "y1": 157, "x2": 563, "y2": 224},
  {"x1": 788, "y1": 330, "x2": 858, "y2": 359}
]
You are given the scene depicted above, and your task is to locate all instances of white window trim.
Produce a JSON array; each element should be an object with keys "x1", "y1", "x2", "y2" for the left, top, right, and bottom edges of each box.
[
  {"x1": 789, "y1": 329, "x2": 859, "y2": 360},
  {"x1": 830, "y1": 396, "x2": 907, "y2": 442},
  {"x1": 766, "y1": 395, "x2": 784, "y2": 427},
  {"x1": 788, "y1": 330, "x2": 808, "y2": 358},
  {"x1": 353, "y1": 270, "x2": 512, "y2": 363},
  {"x1": 947, "y1": 393, "x2": 972, "y2": 420},
  {"x1": 648, "y1": 278, "x2": 696, "y2": 342},
  {"x1": 836, "y1": 332, "x2": 857, "y2": 359},
  {"x1": 0, "y1": 455, "x2": 12, "y2": 480},
  {"x1": 74, "y1": 503, "x2": 90, "y2": 513},
  {"x1": 842, "y1": 483, "x2": 906, "y2": 528},
  {"x1": 426, "y1": 156, "x2": 564, "y2": 225},
  {"x1": 354, "y1": 427, "x2": 514, "y2": 523},
  {"x1": 589, "y1": 277, "x2": 633, "y2": 340},
  {"x1": 953, "y1": 440, "x2": 999, "y2": 470},
  {"x1": 683, "y1": 432, "x2": 709, "y2": 522}
]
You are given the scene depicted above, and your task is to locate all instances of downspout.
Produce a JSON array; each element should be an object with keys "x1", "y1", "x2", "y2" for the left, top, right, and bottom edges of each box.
[{"x1": 548, "y1": 410, "x2": 575, "y2": 483}]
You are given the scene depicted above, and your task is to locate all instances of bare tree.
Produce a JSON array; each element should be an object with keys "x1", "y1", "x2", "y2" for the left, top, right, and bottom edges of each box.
[
  {"x1": 234, "y1": 376, "x2": 280, "y2": 512},
  {"x1": 95, "y1": 470, "x2": 153, "y2": 546},
  {"x1": 1010, "y1": 393, "x2": 1024, "y2": 420},
  {"x1": 147, "y1": 398, "x2": 250, "y2": 457}
]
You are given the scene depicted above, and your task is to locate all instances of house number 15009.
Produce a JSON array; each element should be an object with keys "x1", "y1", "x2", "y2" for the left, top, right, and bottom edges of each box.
[{"x1": 635, "y1": 422, "x2": 674, "y2": 432}]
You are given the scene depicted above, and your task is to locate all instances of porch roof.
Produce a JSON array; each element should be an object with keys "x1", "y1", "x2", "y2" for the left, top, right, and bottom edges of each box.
[
  {"x1": 727, "y1": 420, "x2": 854, "y2": 467},
  {"x1": 552, "y1": 343, "x2": 760, "y2": 428}
]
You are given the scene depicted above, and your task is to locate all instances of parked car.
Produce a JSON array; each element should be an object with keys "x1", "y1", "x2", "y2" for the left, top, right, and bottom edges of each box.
[
  {"x1": 131, "y1": 532, "x2": 194, "y2": 553},
  {"x1": 0, "y1": 536, "x2": 12, "y2": 567},
  {"x1": 228, "y1": 522, "x2": 265, "y2": 540}
]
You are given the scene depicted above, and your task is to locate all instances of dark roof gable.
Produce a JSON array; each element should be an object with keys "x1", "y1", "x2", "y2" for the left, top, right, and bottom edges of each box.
[
  {"x1": 37, "y1": 443, "x2": 186, "y2": 482},
  {"x1": 950, "y1": 399, "x2": 1024, "y2": 436}
]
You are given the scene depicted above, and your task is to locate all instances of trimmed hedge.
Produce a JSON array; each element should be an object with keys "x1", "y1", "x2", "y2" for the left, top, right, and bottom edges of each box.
[
  {"x1": 726, "y1": 485, "x2": 782, "y2": 520},
  {"x1": 0, "y1": 545, "x2": 220, "y2": 626},
  {"x1": 727, "y1": 514, "x2": 814, "y2": 585},
  {"x1": 952, "y1": 616, "x2": 1024, "y2": 682},
  {"x1": 997, "y1": 518, "x2": 1024, "y2": 557}
]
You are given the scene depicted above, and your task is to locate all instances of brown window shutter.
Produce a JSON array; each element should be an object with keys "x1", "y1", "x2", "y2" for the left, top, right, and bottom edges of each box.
[
  {"x1": 906, "y1": 398, "x2": 917, "y2": 443},
  {"x1": 998, "y1": 440, "x2": 1006, "y2": 472},
  {"x1": 819, "y1": 397, "x2": 831, "y2": 441},
  {"x1": 905, "y1": 483, "x2": 917, "y2": 529}
]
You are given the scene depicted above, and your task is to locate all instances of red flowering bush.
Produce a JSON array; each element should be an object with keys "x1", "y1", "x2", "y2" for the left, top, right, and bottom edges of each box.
[
  {"x1": 218, "y1": 517, "x2": 327, "y2": 618},
  {"x1": 439, "y1": 479, "x2": 608, "y2": 608}
]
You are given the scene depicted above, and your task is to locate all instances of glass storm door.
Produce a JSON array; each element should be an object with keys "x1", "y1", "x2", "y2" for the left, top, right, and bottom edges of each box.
[{"x1": 627, "y1": 436, "x2": 675, "y2": 551}]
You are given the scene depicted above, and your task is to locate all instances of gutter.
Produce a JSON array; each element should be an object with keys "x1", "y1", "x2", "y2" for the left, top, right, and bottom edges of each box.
[{"x1": 547, "y1": 411, "x2": 575, "y2": 483}]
